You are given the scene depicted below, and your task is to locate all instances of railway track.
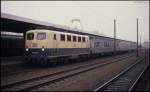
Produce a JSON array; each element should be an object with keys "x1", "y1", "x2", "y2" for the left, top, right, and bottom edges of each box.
[
  {"x1": 1, "y1": 52, "x2": 133, "y2": 77},
  {"x1": 1, "y1": 53, "x2": 137, "y2": 91},
  {"x1": 1, "y1": 52, "x2": 134, "y2": 84},
  {"x1": 94, "y1": 56, "x2": 149, "y2": 91}
]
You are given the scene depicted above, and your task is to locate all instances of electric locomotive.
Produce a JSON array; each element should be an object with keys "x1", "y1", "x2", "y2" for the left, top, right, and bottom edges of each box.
[{"x1": 24, "y1": 29, "x2": 90, "y2": 65}]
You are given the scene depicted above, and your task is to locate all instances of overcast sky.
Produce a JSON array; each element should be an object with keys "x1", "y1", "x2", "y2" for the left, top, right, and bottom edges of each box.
[{"x1": 1, "y1": 1, "x2": 149, "y2": 42}]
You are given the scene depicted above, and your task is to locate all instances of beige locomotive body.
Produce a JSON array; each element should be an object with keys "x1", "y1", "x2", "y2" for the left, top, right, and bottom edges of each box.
[
  {"x1": 24, "y1": 29, "x2": 90, "y2": 63},
  {"x1": 25, "y1": 29, "x2": 90, "y2": 49}
]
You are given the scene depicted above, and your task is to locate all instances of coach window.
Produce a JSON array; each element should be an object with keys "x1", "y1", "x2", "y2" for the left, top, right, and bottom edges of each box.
[
  {"x1": 102, "y1": 42, "x2": 104, "y2": 47},
  {"x1": 117, "y1": 43, "x2": 119, "y2": 47},
  {"x1": 73, "y1": 36, "x2": 76, "y2": 42},
  {"x1": 100, "y1": 42, "x2": 103, "y2": 47},
  {"x1": 60, "y1": 34, "x2": 65, "y2": 41},
  {"x1": 82, "y1": 37, "x2": 85, "y2": 42},
  {"x1": 78, "y1": 37, "x2": 81, "y2": 42},
  {"x1": 67, "y1": 35, "x2": 71, "y2": 41},
  {"x1": 104, "y1": 42, "x2": 106, "y2": 47},
  {"x1": 53, "y1": 34, "x2": 56, "y2": 40},
  {"x1": 27, "y1": 33, "x2": 34, "y2": 40}
]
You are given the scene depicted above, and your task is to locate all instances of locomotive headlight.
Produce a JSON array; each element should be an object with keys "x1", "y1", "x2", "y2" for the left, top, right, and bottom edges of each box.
[
  {"x1": 26, "y1": 48, "x2": 29, "y2": 51},
  {"x1": 42, "y1": 48, "x2": 45, "y2": 51}
]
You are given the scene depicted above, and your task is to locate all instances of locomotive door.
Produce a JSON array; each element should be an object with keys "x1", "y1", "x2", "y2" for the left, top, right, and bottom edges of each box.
[{"x1": 53, "y1": 33, "x2": 57, "y2": 56}]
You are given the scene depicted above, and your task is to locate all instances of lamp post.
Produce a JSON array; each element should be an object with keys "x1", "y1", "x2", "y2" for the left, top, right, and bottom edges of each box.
[
  {"x1": 149, "y1": 18, "x2": 150, "y2": 61},
  {"x1": 140, "y1": 35, "x2": 141, "y2": 54},
  {"x1": 114, "y1": 19, "x2": 116, "y2": 55},
  {"x1": 136, "y1": 18, "x2": 139, "y2": 57}
]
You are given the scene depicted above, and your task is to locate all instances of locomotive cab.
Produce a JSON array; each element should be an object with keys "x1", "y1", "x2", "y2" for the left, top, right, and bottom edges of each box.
[
  {"x1": 24, "y1": 29, "x2": 50, "y2": 62},
  {"x1": 26, "y1": 31, "x2": 47, "y2": 50}
]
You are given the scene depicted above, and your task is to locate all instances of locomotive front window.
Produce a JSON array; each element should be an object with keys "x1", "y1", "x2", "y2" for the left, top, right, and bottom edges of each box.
[
  {"x1": 37, "y1": 33, "x2": 46, "y2": 40},
  {"x1": 27, "y1": 33, "x2": 34, "y2": 40}
]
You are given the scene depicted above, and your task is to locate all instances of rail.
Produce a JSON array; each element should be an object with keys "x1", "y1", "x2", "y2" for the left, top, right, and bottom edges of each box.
[
  {"x1": 2, "y1": 53, "x2": 134, "y2": 91},
  {"x1": 94, "y1": 56, "x2": 149, "y2": 91}
]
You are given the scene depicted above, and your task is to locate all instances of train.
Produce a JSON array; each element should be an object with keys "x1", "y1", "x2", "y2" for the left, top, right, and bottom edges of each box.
[
  {"x1": 1, "y1": 31, "x2": 24, "y2": 57},
  {"x1": 23, "y1": 29, "x2": 136, "y2": 65}
]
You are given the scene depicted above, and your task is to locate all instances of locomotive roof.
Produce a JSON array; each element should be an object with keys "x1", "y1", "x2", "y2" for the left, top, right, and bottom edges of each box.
[{"x1": 27, "y1": 29, "x2": 89, "y2": 37}]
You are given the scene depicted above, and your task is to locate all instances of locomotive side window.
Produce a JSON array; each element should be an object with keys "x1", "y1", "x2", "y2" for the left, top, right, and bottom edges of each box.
[
  {"x1": 60, "y1": 34, "x2": 65, "y2": 41},
  {"x1": 78, "y1": 37, "x2": 81, "y2": 42},
  {"x1": 27, "y1": 33, "x2": 34, "y2": 40},
  {"x1": 37, "y1": 33, "x2": 46, "y2": 40},
  {"x1": 67, "y1": 35, "x2": 71, "y2": 41},
  {"x1": 82, "y1": 37, "x2": 85, "y2": 42},
  {"x1": 73, "y1": 36, "x2": 76, "y2": 42},
  {"x1": 53, "y1": 34, "x2": 56, "y2": 40}
]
